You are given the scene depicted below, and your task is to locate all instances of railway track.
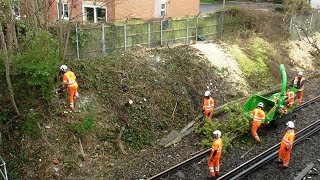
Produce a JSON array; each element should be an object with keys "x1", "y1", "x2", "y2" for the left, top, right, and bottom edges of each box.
[{"x1": 147, "y1": 95, "x2": 320, "y2": 180}]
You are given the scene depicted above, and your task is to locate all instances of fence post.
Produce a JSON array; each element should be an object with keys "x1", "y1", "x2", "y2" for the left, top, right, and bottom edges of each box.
[
  {"x1": 289, "y1": 16, "x2": 293, "y2": 33},
  {"x1": 220, "y1": 13, "x2": 224, "y2": 38},
  {"x1": 124, "y1": 20, "x2": 127, "y2": 50},
  {"x1": 186, "y1": 16, "x2": 189, "y2": 44},
  {"x1": 102, "y1": 23, "x2": 106, "y2": 54},
  {"x1": 148, "y1": 21, "x2": 151, "y2": 48},
  {"x1": 160, "y1": 18, "x2": 163, "y2": 46},
  {"x1": 196, "y1": 13, "x2": 200, "y2": 42},
  {"x1": 309, "y1": 13, "x2": 313, "y2": 29},
  {"x1": 75, "y1": 22, "x2": 80, "y2": 60}
]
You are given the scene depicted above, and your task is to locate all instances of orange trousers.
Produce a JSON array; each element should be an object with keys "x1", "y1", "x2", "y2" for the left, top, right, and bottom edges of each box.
[
  {"x1": 204, "y1": 108, "x2": 213, "y2": 120},
  {"x1": 68, "y1": 85, "x2": 79, "y2": 109},
  {"x1": 208, "y1": 154, "x2": 220, "y2": 177},
  {"x1": 296, "y1": 91, "x2": 303, "y2": 105},
  {"x1": 251, "y1": 121, "x2": 262, "y2": 142},
  {"x1": 278, "y1": 144, "x2": 292, "y2": 167}
]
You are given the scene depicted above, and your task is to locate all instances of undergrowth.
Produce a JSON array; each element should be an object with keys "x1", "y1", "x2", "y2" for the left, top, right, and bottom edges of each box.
[
  {"x1": 69, "y1": 114, "x2": 95, "y2": 135},
  {"x1": 70, "y1": 46, "x2": 226, "y2": 152}
]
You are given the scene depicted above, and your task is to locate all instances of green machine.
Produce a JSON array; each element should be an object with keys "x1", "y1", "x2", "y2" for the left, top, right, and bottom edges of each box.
[{"x1": 242, "y1": 64, "x2": 295, "y2": 124}]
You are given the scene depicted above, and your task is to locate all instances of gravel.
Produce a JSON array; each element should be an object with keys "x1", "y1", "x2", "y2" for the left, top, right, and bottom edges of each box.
[{"x1": 163, "y1": 75, "x2": 320, "y2": 180}]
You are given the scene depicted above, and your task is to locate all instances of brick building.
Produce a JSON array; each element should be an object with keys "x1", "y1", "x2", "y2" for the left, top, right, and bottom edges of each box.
[{"x1": 23, "y1": 0, "x2": 199, "y2": 23}]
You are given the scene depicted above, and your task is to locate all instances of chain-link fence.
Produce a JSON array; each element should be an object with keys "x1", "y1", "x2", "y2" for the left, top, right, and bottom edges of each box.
[
  {"x1": 66, "y1": 13, "x2": 221, "y2": 59},
  {"x1": 290, "y1": 12, "x2": 320, "y2": 41},
  {"x1": 66, "y1": 11, "x2": 320, "y2": 59}
]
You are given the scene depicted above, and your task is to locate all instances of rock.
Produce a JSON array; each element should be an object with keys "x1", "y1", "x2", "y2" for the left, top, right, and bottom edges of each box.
[
  {"x1": 176, "y1": 171, "x2": 185, "y2": 179},
  {"x1": 52, "y1": 159, "x2": 60, "y2": 164}
]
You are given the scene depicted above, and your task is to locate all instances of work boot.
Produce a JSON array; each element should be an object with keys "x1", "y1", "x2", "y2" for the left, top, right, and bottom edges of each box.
[
  {"x1": 207, "y1": 175, "x2": 216, "y2": 180},
  {"x1": 279, "y1": 164, "x2": 288, "y2": 169},
  {"x1": 255, "y1": 136, "x2": 261, "y2": 143}
]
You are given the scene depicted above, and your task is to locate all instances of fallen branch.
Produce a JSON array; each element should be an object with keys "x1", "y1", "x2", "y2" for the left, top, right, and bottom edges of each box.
[
  {"x1": 78, "y1": 138, "x2": 85, "y2": 158},
  {"x1": 117, "y1": 127, "x2": 127, "y2": 154},
  {"x1": 171, "y1": 102, "x2": 178, "y2": 120},
  {"x1": 37, "y1": 123, "x2": 54, "y2": 148},
  {"x1": 240, "y1": 145, "x2": 256, "y2": 158}
]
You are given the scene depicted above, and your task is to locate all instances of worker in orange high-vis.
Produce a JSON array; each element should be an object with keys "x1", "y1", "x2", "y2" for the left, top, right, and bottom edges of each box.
[
  {"x1": 202, "y1": 91, "x2": 214, "y2": 120},
  {"x1": 285, "y1": 89, "x2": 295, "y2": 108},
  {"x1": 208, "y1": 130, "x2": 222, "y2": 179},
  {"x1": 278, "y1": 121, "x2": 295, "y2": 168},
  {"x1": 250, "y1": 102, "x2": 266, "y2": 143},
  {"x1": 289, "y1": 71, "x2": 305, "y2": 106},
  {"x1": 60, "y1": 65, "x2": 79, "y2": 110}
]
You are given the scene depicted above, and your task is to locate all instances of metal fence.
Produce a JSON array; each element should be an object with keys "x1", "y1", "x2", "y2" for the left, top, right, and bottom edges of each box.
[
  {"x1": 289, "y1": 12, "x2": 320, "y2": 41},
  {"x1": 66, "y1": 12, "x2": 320, "y2": 59},
  {"x1": 0, "y1": 156, "x2": 8, "y2": 180},
  {"x1": 66, "y1": 13, "x2": 222, "y2": 59}
]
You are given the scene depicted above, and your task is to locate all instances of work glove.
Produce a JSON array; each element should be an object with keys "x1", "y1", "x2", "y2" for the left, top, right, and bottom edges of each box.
[{"x1": 202, "y1": 109, "x2": 205, "y2": 114}]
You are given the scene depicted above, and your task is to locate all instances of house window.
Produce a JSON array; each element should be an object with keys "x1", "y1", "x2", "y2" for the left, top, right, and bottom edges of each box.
[
  {"x1": 160, "y1": 3, "x2": 166, "y2": 18},
  {"x1": 57, "y1": 3, "x2": 69, "y2": 20},
  {"x1": 96, "y1": 8, "x2": 106, "y2": 22},
  {"x1": 83, "y1": 5, "x2": 106, "y2": 23}
]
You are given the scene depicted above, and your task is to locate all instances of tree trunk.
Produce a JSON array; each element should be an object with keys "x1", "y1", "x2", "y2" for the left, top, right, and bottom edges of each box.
[
  {"x1": 62, "y1": 0, "x2": 74, "y2": 61},
  {"x1": 31, "y1": 0, "x2": 39, "y2": 31},
  {"x1": 0, "y1": 25, "x2": 21, "y2": 117}
]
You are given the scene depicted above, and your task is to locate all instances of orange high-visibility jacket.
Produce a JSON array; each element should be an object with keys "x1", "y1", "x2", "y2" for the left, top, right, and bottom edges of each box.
[
  {"x1": 211, "y1": 138, "x2": 222, "y2": 157},
  {"x1": 63, "y1": 70, "x2": 78, "y2": 88},
  {"x1": 251, "y1": 108, "x2": 265, "y2": 122},
  {"x1": 281, "y1": 129, "x2": 295, "y2": 150},
  {"x1": 293, "y1": 76, "x2": 305, "y2": 91},
  {"x1": 203, "y1": 97, "x2": 214, "y2": 110},
  {"x1": 286, "y1": 91, "x2": 294, "y2": 104}
]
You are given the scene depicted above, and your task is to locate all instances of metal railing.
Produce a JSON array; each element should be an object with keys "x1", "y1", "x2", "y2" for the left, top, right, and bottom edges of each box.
[{"x1": 0, "y1": 156, "x2": 8, "y2": 180}]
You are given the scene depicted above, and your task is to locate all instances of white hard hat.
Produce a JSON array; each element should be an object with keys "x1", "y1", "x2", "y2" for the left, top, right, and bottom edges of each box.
[
  {"x1": 258, "y1": 102, "x2": 264, "y2": 108},
  {"x1": 212, "y1": 130, "x2": 221, "y2": 138},
  {"x1": 286, "y1": 121, "x2": 294, "y2": 128},
  {"x1": 297, "y1": 71, "x2": 303, "y2": 76},
  {"x1": 204, "y1": 91, "x2": 211, "y2": 96},
  {"x1": 60, "y1": 65, "x2": 68, "y2": 71}
]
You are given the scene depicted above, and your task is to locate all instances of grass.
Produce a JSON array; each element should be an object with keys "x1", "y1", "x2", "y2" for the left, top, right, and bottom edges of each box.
[
  {"x1": 227, "y1": 36, "x2": 274, "y2": 90},
  {"x1": 201, "y1": 0, "x2": 221, "y2": 3},
  {"x1": 69, "y1": 114, "x2": 95, "y2": 135}
]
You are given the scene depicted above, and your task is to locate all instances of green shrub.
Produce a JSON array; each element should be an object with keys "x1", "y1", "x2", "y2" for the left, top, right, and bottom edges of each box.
[
  {"x1": 69, "y1": 114, "x2": 95, "y2": 135},
  {"x1": 122, "y1": 127, "x2": 154, "y2": 150},
  {"x1": 22, "y1": 112, "x2": 42, "y2": 138},
  {"x1": 12, "y1": 30, "x2": 59, "y2": 102}
]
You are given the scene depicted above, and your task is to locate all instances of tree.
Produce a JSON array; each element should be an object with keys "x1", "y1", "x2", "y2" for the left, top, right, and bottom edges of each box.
[{"x1": 0, "y1": 0, "x2": 21, "y2": 116}]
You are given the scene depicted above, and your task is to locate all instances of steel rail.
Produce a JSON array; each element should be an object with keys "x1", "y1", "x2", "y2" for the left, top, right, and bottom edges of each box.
[
  {"x1": 147, "y1": 148, "x2": 211, "y2": 180},
  {"x1": 218, "y1": 119, "x2": 320, "y2": 180},
  {"x1": 147, "y1": 95, "x2": 320, "y2": 180}
]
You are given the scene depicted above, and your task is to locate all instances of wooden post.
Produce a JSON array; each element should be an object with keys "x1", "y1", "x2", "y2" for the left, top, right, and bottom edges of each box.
[{"x1": 102, "y1": 23, "x2": 106, "y2": 54}]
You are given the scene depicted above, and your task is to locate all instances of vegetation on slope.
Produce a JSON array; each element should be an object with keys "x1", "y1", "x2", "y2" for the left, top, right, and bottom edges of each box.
[{"x1": 0, "y1": 5, "x2": 319, "y2": 179}]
